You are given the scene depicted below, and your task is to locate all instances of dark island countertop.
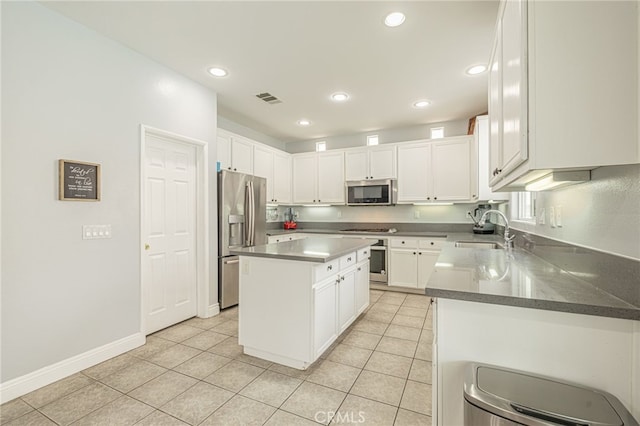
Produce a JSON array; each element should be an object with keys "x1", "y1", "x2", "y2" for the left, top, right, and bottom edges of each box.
[{"x1": 230, "y1": 237, "x2": 377, "y2": 263}]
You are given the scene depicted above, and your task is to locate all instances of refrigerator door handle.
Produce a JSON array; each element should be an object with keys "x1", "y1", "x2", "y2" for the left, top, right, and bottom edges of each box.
[
  {"x1": 245, "y1": 181, "x2": 255, "y2": 246},
  {"x1": 249, "y1": 181, "x2": 255, "y2": 245}
]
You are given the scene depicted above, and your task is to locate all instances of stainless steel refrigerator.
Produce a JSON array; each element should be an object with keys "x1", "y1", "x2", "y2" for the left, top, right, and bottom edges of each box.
[{"x1": 218, "y1": 170, "x2": 267, "y2": 309}]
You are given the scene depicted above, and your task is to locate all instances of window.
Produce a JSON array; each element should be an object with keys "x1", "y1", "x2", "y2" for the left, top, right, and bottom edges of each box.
[
  {"x1": 367, "y1": 135, "x2": 379, "y2": 146},
  {"x1": 513, "y1": 192, "x2": 536, "y2": 221},
  {"x1": 315, "y1": 141, "x2": 326, "y2": 152},
  {"x1": 430, "y1": 127, "x2": 444, "y2": 139}
]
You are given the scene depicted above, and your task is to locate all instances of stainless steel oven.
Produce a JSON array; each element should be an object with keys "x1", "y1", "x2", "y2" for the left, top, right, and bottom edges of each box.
[{"x1": 369, "y1": 239, "x2": 388, "y2": 283}]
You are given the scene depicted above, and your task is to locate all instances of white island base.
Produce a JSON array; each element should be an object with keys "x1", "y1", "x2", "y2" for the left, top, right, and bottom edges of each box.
[{"x1": 237, "y1": 246, "x2": 370, "y2": 370}]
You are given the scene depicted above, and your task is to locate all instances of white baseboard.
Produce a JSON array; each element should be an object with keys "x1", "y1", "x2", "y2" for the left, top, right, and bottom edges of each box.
[
  {"x1": 0, "y1": 332, "x2": 145, "y2": 404},
  {"x1": 203, "y1": 303, "x2": 220, "y2": 318}
]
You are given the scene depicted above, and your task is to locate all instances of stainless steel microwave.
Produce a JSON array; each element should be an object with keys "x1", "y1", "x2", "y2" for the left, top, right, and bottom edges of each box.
[{"x1": 346, "y1": 179, "x2": 396, "y2": 206}]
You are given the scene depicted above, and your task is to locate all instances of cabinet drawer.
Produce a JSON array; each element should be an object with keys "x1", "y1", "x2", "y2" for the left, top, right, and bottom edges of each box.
[
  {"x1": 419, "y1": 239, "x2": 446, "y2": 250},
  {"x1": 357, "y1": 247, "x2": 370, "y2": 262},
  {"x1": 340, "y1": 252, "x2": 357, "y2": 270},
  {"x1": 390, "y1": 238, "x2": 418, "y2": 248},
  {"x1": 315, "y1": 259, "x2": 339, "y2": 282}
]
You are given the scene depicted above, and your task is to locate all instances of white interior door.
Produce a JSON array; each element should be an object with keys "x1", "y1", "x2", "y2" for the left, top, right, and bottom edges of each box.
[{"x1": 143, "y1": 134, "x2": 197, "y2": 334}]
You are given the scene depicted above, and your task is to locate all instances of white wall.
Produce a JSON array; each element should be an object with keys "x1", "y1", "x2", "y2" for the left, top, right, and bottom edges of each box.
[
  {"x1": 1, "y1": 2, "x2": 218, "y2": 383},
  {"x1": 510, "y1": 164, "x2": 640, "y2": 260},
  {"x1": 218, "y1": 115, "x2": 286, "y2": 151},
  {"x1": 285, "y1": 119, "x2": 470, "y2": 154}
]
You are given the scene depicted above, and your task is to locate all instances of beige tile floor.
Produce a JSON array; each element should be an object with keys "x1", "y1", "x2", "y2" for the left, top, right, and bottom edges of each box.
[{"x1": 1, "y1": 290, "x2": 434, "y2": 426}]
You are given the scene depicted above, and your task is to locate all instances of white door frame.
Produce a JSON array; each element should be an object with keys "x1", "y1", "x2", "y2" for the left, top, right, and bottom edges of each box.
[{"x1": 140, "y1": 125, "x2": 210, "y2": 335}]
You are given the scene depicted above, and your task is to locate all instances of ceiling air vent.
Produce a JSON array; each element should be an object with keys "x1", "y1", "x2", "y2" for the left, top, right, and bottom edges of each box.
[{"x1": 256, "y1": 92, "x2": 282, "y2": 105}]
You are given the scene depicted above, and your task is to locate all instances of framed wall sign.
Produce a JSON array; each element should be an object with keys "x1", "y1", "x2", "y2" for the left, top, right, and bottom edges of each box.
[{"x1": 58, "y1": 159, "x2": 101, "y2": 201}]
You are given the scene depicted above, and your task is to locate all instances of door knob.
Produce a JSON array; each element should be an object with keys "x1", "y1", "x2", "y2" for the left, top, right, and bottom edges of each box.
[{"x1": 144, "y1": 244, "x2": 150, "y2": 250}]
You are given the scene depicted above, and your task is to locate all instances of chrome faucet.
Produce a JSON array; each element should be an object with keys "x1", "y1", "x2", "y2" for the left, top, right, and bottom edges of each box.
[{"x1": 478, "y1": 209, "x2": 516, "y2": 248}]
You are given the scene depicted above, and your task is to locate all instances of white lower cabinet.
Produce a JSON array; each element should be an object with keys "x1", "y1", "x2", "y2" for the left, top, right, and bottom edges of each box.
[
  {"x1": 313, "y1": 276, "x2": 338, "y2": 358},
  {"x1": 337, "y1": 266, "x2": 357, "y2": 334},
  {"x1": 389, "y1": 238, "x2": 445, "y2": 288},
  {"x1": 239, "y1": 248, "x2": 371, "y2": 370},
  {"x1": 355, "y1": 259, "x2": 370, "y2": 315}
]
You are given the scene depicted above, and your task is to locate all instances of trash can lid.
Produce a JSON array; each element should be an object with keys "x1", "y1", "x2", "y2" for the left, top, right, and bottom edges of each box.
[{"x1": 475, "y1": 365, "x2": 623, "y2": 426}]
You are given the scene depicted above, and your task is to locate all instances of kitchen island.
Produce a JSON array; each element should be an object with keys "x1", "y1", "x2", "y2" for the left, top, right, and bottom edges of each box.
[{"x1": 231, "y1": 237, "x2": 375, "y2": 369}]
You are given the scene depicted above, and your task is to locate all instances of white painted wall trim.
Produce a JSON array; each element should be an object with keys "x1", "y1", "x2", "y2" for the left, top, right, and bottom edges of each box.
[
  {"x1": 139, "y1": 125, "x2": 210, "y2": 334},
  {"x1": 205, "y1": 303, "x2": 221, "y2": 319},
  {"x1": 0, "y1": 332, "x2": 144, "y2": 404}
]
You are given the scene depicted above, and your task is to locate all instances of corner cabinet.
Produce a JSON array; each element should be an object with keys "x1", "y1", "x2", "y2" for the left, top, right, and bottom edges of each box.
[
  {"x1": 217, "y1": 130, "x2": 254, "y2": 175},
  {"x1": 489, "y1": 0, "x2": 639, "y2": 190},
  {"x1": 292, "y1": 151, "x2": 345, "y2": 205},
  {"x1": 345, "y1": 145, "x2": 397, "y2": 181},
  {"x1": 397, "y1": 136, "x2": 477, "y2": 203},
  {"x1": 388, "y1": 238, "x2": 445, "y2": 288}
]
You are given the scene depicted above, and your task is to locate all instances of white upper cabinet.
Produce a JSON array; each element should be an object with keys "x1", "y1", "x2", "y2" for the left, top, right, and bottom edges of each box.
[
  {"x1": 432, "y1": 138, "x2": 475, "y2": 201},
  {"x1": 317, "y1": 152, "x2": 346, "y2": 204},
  {"x1": 216, "y1": 130, "x2": 254, "y2": 175},
  {"x1": 254, "y1": 145, "x2": 291, "y2": 204},
  {"x1": 397, "y1": 142, "x2": 432, "y2": 202},
  {"x1": 292, "y1": 153, "x2": 318, "y2": 204},
  {"x1": 345, "y1": 145, "x2": 396, "y2": 181},
  {"x1": 476, "y1": 115, "x2": 509, "y2": 201},
  {"x1": 489, "y1": 0, "x2": 639, "y2": 190},
  {"x1": 397, "y1": 136, "x2": 475, "y2": 203},
  {"x1": 272, "y1": 152, "x2": 291, "y2": 204},
  {"x1": 292, "y1": 151, "x2": 345, "y2": 204}
]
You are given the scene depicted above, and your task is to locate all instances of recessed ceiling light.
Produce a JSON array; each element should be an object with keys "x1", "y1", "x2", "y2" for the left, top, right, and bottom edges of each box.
[
  {"x1": 331, "y1": 92, "x2": 349, "y2": 102},
  {"x1": 384, "y1": 12, "x2": 406, "y2": 27},
  {"x1": 208, "y1": 67, "x2": 228, "y2": 77},
  {"x1": 297, "y1": 119, "x2": 311, "y2": 126},
  {"x1": 466, "y1": 65, "x2": 487, "y2": 75},
  {"x1": 413, "y1": 100, "x2": 430, "y2": 108}
]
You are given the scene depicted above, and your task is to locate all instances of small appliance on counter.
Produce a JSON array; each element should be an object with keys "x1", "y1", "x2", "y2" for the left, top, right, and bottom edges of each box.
[
  {"x1": 469, "y1": 204, "x2": 495, "y2": 234},
  {"x1": 283, "y1": 207, "x2": 297, "y2": 230}
]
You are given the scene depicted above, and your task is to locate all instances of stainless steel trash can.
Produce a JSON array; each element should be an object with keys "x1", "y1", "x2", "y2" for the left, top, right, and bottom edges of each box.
[{"x1": 463, "y1": 363, "x2": 639, "y2": 426}]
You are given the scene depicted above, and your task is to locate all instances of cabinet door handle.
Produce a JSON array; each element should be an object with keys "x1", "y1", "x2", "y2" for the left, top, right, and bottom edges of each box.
[
  {"x1": 427, "y1": 197, "x2": 431, "y2": 200},
  {"x1": 341, "y1": 276, "x2": 345, "y2": 281},
  {"x1": 318, "y1": 199, "x2": 321, "y2": 202},
  {"x1": 357, "y1": 267, "x2": 361, "y2": 271},
  {"x1": 430, "y1": 242, "x2": 434, "y2": 245},
  {"x1": 347, "y1": 257, "x2": 352, "y2": 261},
  {"x1": 413, "y1": 252, "x2": 417, "y2": 255},
  {"x1": 363, "y1": 251, "x2": 368, "y2": 255},
  {"x1": 434, "y1": 197, "x2": 438, "y2": 200},
  {"x1": 327, "y1": 265, "x2": 333, "y2": 271},
  {"x1": 401, "y1": 241, "x2": 405, "y2": 244},
  {"x1": 418, "y1": 252, "x2": 422, "y2": 255}
]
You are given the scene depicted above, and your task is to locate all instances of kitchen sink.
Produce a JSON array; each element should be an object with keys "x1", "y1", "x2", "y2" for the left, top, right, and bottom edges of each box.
[{"x1": 454, "y1": 241, "x2": 503, "y2": 249}]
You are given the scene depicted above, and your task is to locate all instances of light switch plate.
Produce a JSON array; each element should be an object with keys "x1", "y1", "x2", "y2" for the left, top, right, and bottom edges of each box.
[
  {"x1": 538, "y1": 208, "x2": 546, "y2": 225},
  {"x1": 83, "y1": 225, "x2": 112, "y2": 240}
]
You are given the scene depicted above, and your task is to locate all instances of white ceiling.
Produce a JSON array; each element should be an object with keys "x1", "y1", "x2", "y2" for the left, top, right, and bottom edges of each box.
[{"x1": 44, "y1": 1, "x2": 499, "y2": 144}]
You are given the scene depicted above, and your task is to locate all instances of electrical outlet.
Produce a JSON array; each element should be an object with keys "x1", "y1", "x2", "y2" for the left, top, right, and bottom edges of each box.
[
  {"x1": 549, "y1": 206, "x2": 556, "y2": 228},
  {"x1": 414, "y1": 210, "x2": 420, "y2": 219},
  {"x1": 556, "y1": 205, "x2": 562, "y2": 227},
  {"x1": 337, "y1": 210, "x2": 342, "y2": 219},
  {"x1": 538, "y1": 208, "x2": 546, "y2": 225}
]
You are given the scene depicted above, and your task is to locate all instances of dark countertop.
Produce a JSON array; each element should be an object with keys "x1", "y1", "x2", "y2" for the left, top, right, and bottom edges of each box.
[
  {"x1": 264, "y1": 227, "x2": 639, "y2": 321},
  {"x1": 230, "y1": 237, "x2": 376, "y2": 263},
  {"x1": 425, "y1": 246, "x2": 640, "y2": 321}
]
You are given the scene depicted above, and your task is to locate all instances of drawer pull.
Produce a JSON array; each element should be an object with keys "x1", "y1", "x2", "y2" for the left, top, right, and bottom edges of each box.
[
  {"x1": 430, "y1": 242, "x2": 434, "y2": 245},
  {"x1": 347, "y1": 257, "x2": 352, "y2": 261},
  {"x1": 327, "y1": 265, "x2": 333, "y2": 271}
]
